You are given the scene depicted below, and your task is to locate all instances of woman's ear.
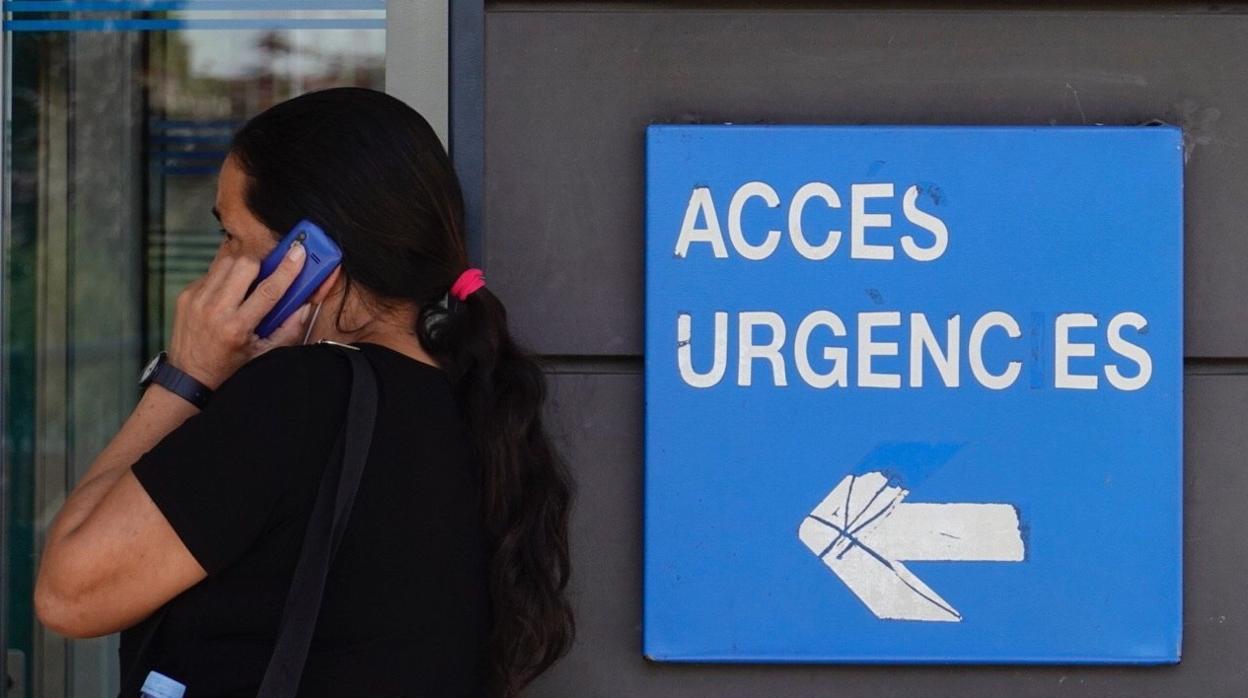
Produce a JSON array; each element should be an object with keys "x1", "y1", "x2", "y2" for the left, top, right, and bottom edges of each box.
[{"x1": 310, "y1": 266, "x2": 343, "y2": 305}]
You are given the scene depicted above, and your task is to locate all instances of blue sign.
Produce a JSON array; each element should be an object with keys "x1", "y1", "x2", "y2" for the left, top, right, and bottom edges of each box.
[{"x1": 644, "y1": 125, "x2": 1182, "y2": 664}]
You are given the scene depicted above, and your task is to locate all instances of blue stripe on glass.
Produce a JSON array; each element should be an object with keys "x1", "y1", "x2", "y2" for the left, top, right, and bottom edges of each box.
[
  {"x1": 5, "y1": 1, "x2": 383, "y2": 11},
  {"x1": 151, "y1": 149, "x2": 228, "y2": 156},
  {"x1": 150, "y1": 119, "x2": 242, "y2": 130},
  {"x1": 162, "y1": 167, "x2": 221, "y2": 175},
  {"x1": 152, "y1": 151, "x2": 230, "y2": 159},
  {"x1": 3, "y1": 17, "x2": 384, "y2": 30},
  {"x1": 149, "y1": 135, "x2": 234, "y2": 143}
]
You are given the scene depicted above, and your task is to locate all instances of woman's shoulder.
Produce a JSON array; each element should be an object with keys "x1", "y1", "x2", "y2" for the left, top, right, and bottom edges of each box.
[
  {"x1": 213, "y1": 343, "x2": 355, "y2": 410},
  {"x1": 242, "y1": 342, "x2": 357, "y2": 370},
  {"x1": 217, "y1": 341, "x2": 455, "y2": 421}
]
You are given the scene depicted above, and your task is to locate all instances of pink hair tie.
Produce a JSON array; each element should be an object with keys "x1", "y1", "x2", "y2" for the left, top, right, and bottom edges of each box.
[{"x1": 449, "y1": 267, "x2": 486, "y2": 301}]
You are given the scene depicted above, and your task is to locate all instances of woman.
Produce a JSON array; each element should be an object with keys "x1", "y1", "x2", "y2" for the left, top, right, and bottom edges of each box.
[{"x1": 33, "y1": 87, "x2": 574, "y2": 697}]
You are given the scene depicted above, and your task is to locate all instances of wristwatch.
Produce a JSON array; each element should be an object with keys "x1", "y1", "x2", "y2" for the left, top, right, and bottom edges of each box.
[{"x1": 139, "y1": 351, "x2": 213, "y2": 409}]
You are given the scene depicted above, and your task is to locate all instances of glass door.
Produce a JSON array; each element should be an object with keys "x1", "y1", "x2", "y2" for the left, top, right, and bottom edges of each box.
[{"x1": 1, "y1": 3, "x2": 385, "y2": 695}]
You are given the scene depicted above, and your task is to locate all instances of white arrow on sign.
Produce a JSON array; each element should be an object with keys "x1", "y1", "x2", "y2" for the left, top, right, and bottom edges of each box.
[{"x1": 797, "y1": 471, "x2": 1025, "y2": 622}]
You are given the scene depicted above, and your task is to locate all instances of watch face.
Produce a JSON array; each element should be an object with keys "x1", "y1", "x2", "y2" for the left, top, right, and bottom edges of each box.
[{"x1": 140, "y1": 352, "x2": 165, "y2": 385}]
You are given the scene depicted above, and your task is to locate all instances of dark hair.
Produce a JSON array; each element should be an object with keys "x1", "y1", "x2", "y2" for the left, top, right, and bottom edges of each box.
[{"x1": 229, "y1": 87, "x2": 574, "y2": 696}]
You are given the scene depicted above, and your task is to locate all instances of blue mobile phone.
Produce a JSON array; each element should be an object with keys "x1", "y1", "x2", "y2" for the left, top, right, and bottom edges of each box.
[{"x1": 253, "y1": 219, "x2": 343, "y2": 338}]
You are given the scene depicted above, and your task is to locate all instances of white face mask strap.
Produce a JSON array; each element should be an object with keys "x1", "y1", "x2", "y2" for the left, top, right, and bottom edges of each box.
[{"x1": 301, "y1": 301, "x2": 324, "y2": 345}]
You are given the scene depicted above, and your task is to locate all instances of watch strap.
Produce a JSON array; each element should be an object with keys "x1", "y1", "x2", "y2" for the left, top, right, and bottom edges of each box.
[{"x1": 148, "y1": 360, "x2": 213, "y2": 409}]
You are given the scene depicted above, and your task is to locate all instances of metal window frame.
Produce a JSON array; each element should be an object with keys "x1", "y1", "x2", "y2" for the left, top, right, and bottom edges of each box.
[
  {"x1": 385, "y1": 0, "x2": 482, "y2": 264},
  {"x1": 1, "y1": 14, "x2": 10, "y2": 698},
  {"x1": 449, "y1": 0, "x2": 484, "y2": 265}
]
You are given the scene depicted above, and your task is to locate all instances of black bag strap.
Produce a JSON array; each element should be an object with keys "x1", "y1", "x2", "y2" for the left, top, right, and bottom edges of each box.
[{"x1": 257, "y1": 345, "x2": 378, "y2": 697}]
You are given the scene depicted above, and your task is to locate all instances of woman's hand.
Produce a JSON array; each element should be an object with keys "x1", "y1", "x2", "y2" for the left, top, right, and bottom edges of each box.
[
  {"x1": 168, "y1": 241, "x2": 310, "y2": 389},
  {"x1": 36, "y1": 240, "x2": 313, "y2": 639}
]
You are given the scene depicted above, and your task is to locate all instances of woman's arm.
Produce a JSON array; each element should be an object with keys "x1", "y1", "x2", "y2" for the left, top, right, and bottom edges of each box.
[
  {"x1": 34, "y1": 245, "x2": 310, "y2": 638},
  {"x1": 34, "y1": 387, "x2": 205, "y2": 637}
]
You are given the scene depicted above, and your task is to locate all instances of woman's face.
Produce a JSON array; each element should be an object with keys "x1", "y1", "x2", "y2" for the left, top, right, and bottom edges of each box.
[{"x1": 212, "y1": 154, "x2": 280, "y2": 260}]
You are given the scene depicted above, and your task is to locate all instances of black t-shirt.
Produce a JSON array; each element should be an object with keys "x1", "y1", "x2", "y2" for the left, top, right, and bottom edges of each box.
[{"x1": 119, "y1": 343, "x2": 491, "y2": 697}]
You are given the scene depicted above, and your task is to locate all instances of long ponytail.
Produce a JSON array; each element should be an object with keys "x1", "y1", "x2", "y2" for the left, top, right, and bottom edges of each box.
[{"x1": 418, "y1": 287, "x2": 576, "y2": 696}]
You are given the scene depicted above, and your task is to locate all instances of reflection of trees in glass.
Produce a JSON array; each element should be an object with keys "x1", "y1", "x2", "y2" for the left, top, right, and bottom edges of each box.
[
  {"x1": 147, "y1": 28, "x2": 383, "y2": 119},
  {"x1": 147, "y1": 29, "x2": 232, "y2": 119}
]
